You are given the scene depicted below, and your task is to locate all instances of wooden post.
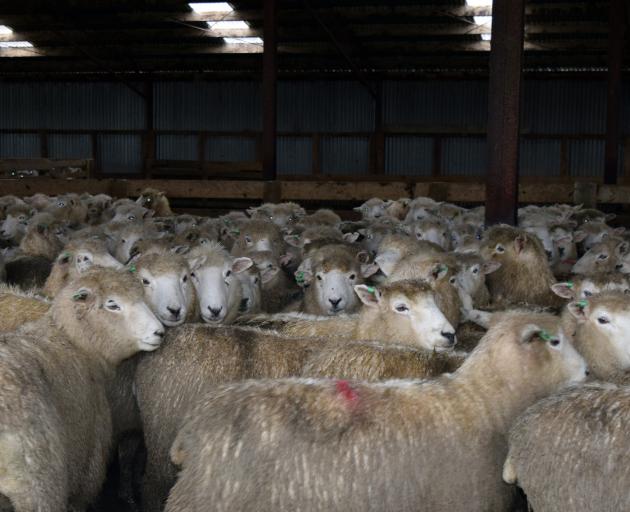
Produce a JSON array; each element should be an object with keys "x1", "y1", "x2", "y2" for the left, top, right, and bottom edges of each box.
[
  {"x1": 604, "y1": 0, "x2": 626, "y2": 185},
  {"x1": 485, "y1": 0, "x2": 525, "y2": 226},
  {"x1": 262, "y1": 0, "x2": 278, "y2": 181}
]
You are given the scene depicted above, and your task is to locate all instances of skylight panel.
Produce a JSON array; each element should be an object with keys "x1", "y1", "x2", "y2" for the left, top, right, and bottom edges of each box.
[
  {"x1": 0, "y1": 41, "x2": 33, "y2": 48},
  {"x1": 466, "y1": 0, "x2": 491, "y2": 6},
  {"x1": 0, "y1": 25, "x2": 13, "y2": 35},
  {"x1": 189, "y1": 2, "x2": 233, "y2": 13},
  {"x1": 223, "y1": 37, "x2": 263, "y2": 44},
  {"x1": 209, "y1": 20, "x2": 249, "y2": 30}
]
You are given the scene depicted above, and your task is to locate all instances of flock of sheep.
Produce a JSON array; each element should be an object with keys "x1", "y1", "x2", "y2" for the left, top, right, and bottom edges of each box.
[{"x1": 0, "y1": 189, "x2": 628, "y2": 512}]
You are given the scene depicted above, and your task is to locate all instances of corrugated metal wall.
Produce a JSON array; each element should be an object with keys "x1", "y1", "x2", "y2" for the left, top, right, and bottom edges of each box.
[{"x1": 0, "y1": 79, "x2": 626, "y2": 177}]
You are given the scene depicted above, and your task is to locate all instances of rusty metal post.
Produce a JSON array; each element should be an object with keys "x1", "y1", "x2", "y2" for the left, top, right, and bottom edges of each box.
[
  {"x1": 262, "y1": 0, "x2": 278, "y2": 181},
  {"x1": 485, "y1": 0, "x2": 525, "y2": 226},
  {"x1": 604, "y1": 0, "x2": 626, "y2": 185}
]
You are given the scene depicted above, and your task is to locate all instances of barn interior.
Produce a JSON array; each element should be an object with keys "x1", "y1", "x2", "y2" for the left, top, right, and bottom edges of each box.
[{"x1": 0, "y1": 0, "x2": 628, "y2": 223}]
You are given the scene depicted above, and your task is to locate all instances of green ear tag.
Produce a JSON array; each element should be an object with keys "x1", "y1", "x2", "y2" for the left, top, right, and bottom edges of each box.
[
  {"x1": 72, "y1": 292, "x2": 84, "y2": 301},
  {"x1": 129, "y1": 264, "x2": 137, "y2": 274},
  {"x1": 440, "y1": 265, "x2": 448, "y2": 273},
  {"x1": 538, "y1": 330, "x2": 553, "y2": 342},
  {"x1": 577, "y1": 300, "x2": 588, "y2": 309},
  {"x1": 566, "y1": 281, "x2": 574, "y2": 289},
  {"x1": 231, "y1": 229, "x2": 240, "y2": 235},
  {"x1": 295, "y1": 271, "x2": 305, "y2": 284},
  {"x1": 366, "y1": 286, "x2": 376, "y2": 294}
]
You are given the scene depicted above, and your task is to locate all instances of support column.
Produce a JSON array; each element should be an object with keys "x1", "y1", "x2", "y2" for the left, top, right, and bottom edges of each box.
[
  {"x1": 262, "y1": 0, "x2": 278, "y2": 181},
  {"x1": 485, "y1": 0, "x2": 525, "y2": 226},
  {"x1": 604, "y1": 0, "x2": 626, "y2": 185}
]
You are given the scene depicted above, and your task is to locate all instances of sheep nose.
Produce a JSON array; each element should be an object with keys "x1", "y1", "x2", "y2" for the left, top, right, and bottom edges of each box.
[
  {"x1": 208, "y1": 306, "x2": 223, "y2": 317},
  {"x1": 545, "y1": 250, "x2": 552, "y2": 259},
  {"x1": 441, "y1": 331, "x2": 456, "y2": 346},
  {"x1": 585, "y1": 369, "x2": 590, "y2": 377},
  {"x1": 167, "y1": 306, "x2": 181, "y2": 319},
  {"x1": 154, "y1": 330, "x2": 165, "y2": 338},
  {"x1": 329, "y1": 298, "x2": 342, "y2": 308},
  {"x1": 616, "y1": 264, "x2": 623, "y2": 270}
]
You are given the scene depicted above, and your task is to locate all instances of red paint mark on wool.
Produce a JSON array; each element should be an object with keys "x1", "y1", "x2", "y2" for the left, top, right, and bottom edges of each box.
[{"x1": 335, "y1": 380, "x2": 359, "y2": 407}]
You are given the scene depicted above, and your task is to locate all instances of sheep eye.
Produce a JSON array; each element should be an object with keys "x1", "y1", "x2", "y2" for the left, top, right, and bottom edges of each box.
[
  {"x1": 395, "y1": 304, "x2": 409, "y2": 313},
  {"x1": 367, "y1": 234, "x2": 373, "y2": 239},
  {"x1": 598, "y1": 254, "x2": 608, "y2": 260},
  {"x1": 142, "y1": 278, "x2": 150, "y2": 285},
  {"x1": 583, "y1": 290, "x2": 593, "y2": 297},
  {"x1": 496, "y1": 245, "x2": 505, "y2": 253},
  {"x1": 349, "y1": 274, "x2": 356, "y2": 280},
  {"x1": 558, "y1": 247, "x2": 566, "y2": 256},
  {"x1": 128, "y1": 215, "x2": 135, "y2": 221},
  {"x1": 549, "y1": 338, "x2": 560, "y2": 347},
  {"x1": 106, "y1": 301, "x2": 121, "y2": 311},
  {"x1": 472, "y1": 267, "x2": 479, "y2": 274},
  {"x1": 597, "y1": 317, "x2": 610, "y2": 325},
  {"x1": 254, "y1": 277, "x2": 259, "y2": 284},
  {"x1": 225, "y1": 270, "x2": 232, "y2": 278},
  {"x1": 317, "y1": 274, "x2": 323, "y2": 281},
  {"x1": 245, "y1": 236, "x2": 252, "y2": 244},
  {"x1": 182, "y1": 275, "x2": 188, "y2": 283},
  {"x1": 449, "y1": 276, "x2": 456, "y2": 284},
  {"x1": 191, "y1": 272, "x2": 196, "y2": 278}
]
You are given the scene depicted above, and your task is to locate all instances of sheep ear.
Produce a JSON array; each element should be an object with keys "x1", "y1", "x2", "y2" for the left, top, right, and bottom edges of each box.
[
  {"x1": 245, "y1": 207, "x2": 257, "y2": 217},
  {"x1": 605, "y1": 213, "x2": 616, "y2": 222},
  {"x1": 519, "y1": 323, "x2": 544, "y2": 344},
  {"x1": 481, "y1": 260, "x2": 501, "y2": 274},
  {"x1": 260, "y1": 266, "x2": 279, "y2": 284},
  {"x1": 284, "y1": 234, "x2": 303, "y2": 248},
  {"x1": 355, "y1": 250, "x2": 370, "y2": 264},
  {"x1": 71, "y1": 287, "x2": 91, "y2": 303},
  {"x1": 551, "y1": 282, "x2": 575, "y2": 299},
  {"x1": 172, "y1": 245, "x2": 190, "y2": 255},
  {"x1": 279, "y1": 253, "x2": 294, "y2": 268},
  {"x1": 574, "y1": 230, "x2": 587, "y2": 243},
  {"x1": 354, "y1": 285, "x2": 380, "y2": 307},
  {"x1": 361, "y1": 263, "x2": 380, "y2": 278},
  {"x1": 294, "y1": 270, "x2": 312, "y2": 287},
  {"x1": 374, "y1": 252, "x2": 398, "y2": 276},
  {"x1": 429, "y1": 263, "x2": 449, "y2": 282},
  {"x1": 568, "y1": 300, "x2": 590, "y2": 320},
  {"x1": 187, "y1": 254, "x2": 206, "y2": 271},
  {"x1": 232, "y1": 257, "x2": 253, "y2": 274},
  {"x1": 614, "y1": 227, "x2": 626, "y2": 235},
  {"x1": 75, "y1": 252, "x2": 94, "y2": 273},
  {"x1": 343, "y1": 232, "x2": 360, "y2": 243},
  {"x1": 514, "y1": 235, "x2": 527, "y2": 254},
  {"x1": 58, "y1": 251, "x2": 72, "y2": 265},
  {"x1": 616, "y1": 241, "x2": 629, "y2": 257},
  {"x1": 353, "y1": 206, "x2": 363, "y2": 213}
]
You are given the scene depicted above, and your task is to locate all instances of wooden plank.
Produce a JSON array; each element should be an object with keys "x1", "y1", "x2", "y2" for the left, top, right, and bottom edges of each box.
[
  {"x1": 0, "y1": 158, "x2": 91, "y2": 171},
  {"x1": 280, "y1": 181, "x2": 411, "y2": 201}
]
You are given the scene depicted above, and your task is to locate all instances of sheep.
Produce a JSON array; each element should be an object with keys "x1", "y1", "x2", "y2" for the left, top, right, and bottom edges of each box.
[
  {"x1": 113, "y1": 223, "x2": 157, "y2": 264},
  {"x1": 298, "y1": 208, "x2": 341, "y2": 227},
  {"x1": 131, "y1": 251, "x2": 198, "y2": 326},
  {"x1": 134, "y1": 325, "x2": 332, "y2": 512},
  {"x1": 18, "y1": 212, "x2": 67, "y2": 260},
  {"x1": 252, "y1": 279, "x2": 457, "y2": 351},
  {"x1": 45, "y1": 193, "x2": 88, "y2": 227},
  {"x1": 571, "y1": 236, "x2": 628, "y2": 274},
  {"x1": 42, "y1": 238, "x2": 123, "y2": 297},
  {"x1": 563, "y1": 292, "x2": 630, "y2": 382},
  {"x1": 301, "y1": 341, "x2": 466, "y2": 382},
  {"x1": 235, "y1": 262, "x2": 262, "y2": 314},
  {"x1": 0, "y1": 284, "x2": 50, "y2": 333},
  {"x1": 293, "y1": 244, "x2": 369, "y2": 315},
  {"x1": 230, "y1": 219, "x2": 286, "y2": 260},
  {"x1": 3, "y1": 254, "x2": 52, "y2": 291},
  {"x1": 374, "y1": 234, "x2": 443, "y2": 276},
  {"x1": 384, "y1": 197, "x2": 411, "y2": 221},
  {"x1": 573, "y1": 220, "x2": 623, "y2": 252},
  {"x1": 549, "y1": 222, "x2": 583, "y2": 276},
  {"x1": 84, "y1": 193, "x2": 113, "y2": 225},
  {"x1": 358, "y1": 221, "x2": 399, "y2": 256},
  {"x1": 248, "y1": 202, "x2": 306, "y2": 229},
  {"x1": 0, "y1": 204, "x2": 32, "y2": 245},
  {"x1": 503, "y1": 385, "x2": 630, "y2": 512},
  {"x1": 403, "y1": 196, "x2": 439, "y2": 222},
  {"x1": 137, "y1": 188, "x2": 173, "y2": 217},
  {"x1": 452, "y1": 252, "x2": 500, "y2": 308},
  {"x1": 550, "y1": 272, "x2": 630, "y2": 301},
  {"x1": 165, "y1": 311, "x2": 587, "y2": 512},
  {"x1": 0, "y1": 268, "x2": 164, "y2": 512},
  {"x1": 248, "y1": 250, "x2": 302, "y2": 313},
  {"x1": 405, "y1": 217, "x2": 451, "y2": 250},
  {"x1": 187, "y1": 242, "x2": 253, "y2": 324},
  {"x1": 353, "y1": 197, "x2": 392, "y2": 221},
  {"x1": 388, "y1": 254, "x2": 462, "y2": 328},
  {"x1": 480, "y1": 224, "x2": 564, "y2": 308}
]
